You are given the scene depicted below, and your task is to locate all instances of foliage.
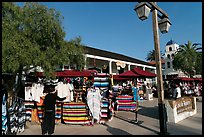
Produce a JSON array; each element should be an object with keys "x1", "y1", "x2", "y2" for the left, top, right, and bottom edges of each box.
[
  {"x1": 172, "y1": 41, "x2": 202, "y2": 77},
  {"x1": 2, "y1": 2, "x2": 85, "y2": 80},
  {"x1": 61, "y1": 36, "x2": 86, "y2": 70},
  {"x1": 195, "y1": 51, "x2": 202, "y2": 75},
  {"x1": 146, "y1": 49, "x2": 164, "y2": 61}
]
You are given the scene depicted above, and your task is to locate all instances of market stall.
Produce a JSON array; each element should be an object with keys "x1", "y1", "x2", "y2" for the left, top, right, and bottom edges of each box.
[
  {"x1": 21, "y1": 69, "x2": 115, "y2": 126},
  {"x1": 112, "y1": 67, "x2": 156, "y2": 122}
]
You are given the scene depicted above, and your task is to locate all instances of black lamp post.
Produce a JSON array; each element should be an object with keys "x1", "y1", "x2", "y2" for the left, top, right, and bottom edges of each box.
[{"x1": 134, "y1": 2, "x2": 171, "y2": 135}]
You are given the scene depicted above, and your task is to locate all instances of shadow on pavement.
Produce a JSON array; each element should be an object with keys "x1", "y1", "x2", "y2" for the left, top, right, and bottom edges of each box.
[
  {"x1": 168, "y1": 122, "x2": 202, "y2": 135},
  {"x1": 114, "y1": 114, "x2": 159, "y2": 135},
  {"x1": 136, "y1": 106, "x2": 159, "y2": 120},
  {"x1": 102, "y1": 123, "x2": 131, "y2": 135}
]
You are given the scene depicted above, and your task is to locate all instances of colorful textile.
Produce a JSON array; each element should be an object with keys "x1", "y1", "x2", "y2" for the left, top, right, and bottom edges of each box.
[
  {"x1": 116, "y1": 95, "x2": 137, "y2": 111},
  {"x1": 24, "y1": 101, "x2": 35, "y2": 121},
  {"x1": 94, "y1": 82, "x2": 109, "y2": 87},
  {"x1": 8, "y1": 98, "x2": 26, "y2": 134},
  {"x1": 62, "y1": 102, "x2": 91, "y2": 125},
  {"x1": 94, "y1": 77, "x2": 109, "y2": 82},
  {"x1": 2, "y1": 94, "x2": 8, "y2": 135},
  {"x1": 100, "y1": 100, "x2": 109, "y2": 124}
]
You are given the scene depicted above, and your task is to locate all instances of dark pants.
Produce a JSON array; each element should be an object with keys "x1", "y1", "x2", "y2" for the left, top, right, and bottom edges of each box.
[{"x1": 41, "y1": 110, "x2": 55, "y2": 135}]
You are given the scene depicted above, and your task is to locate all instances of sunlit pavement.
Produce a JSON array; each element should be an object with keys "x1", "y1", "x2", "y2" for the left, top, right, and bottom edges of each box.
[{"x1": 17, "y1": 96, "x2": 202, "y2": 135}]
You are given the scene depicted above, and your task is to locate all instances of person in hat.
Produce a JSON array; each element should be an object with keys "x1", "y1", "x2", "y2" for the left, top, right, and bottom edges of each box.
[{"x1": 41, "y1": 85, "x2": 68, "y2": 135}]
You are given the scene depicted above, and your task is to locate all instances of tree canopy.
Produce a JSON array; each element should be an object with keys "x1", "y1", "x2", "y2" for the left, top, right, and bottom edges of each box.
[
  {"x1": 2, "y1": 2, "x2": 85, "y2": 79},
  {"x1": 172, "y1": 41, "x2": 202, "y2": 77},
  {"x1": 146, "y1": 49, "x2": 164, "y2": 62}
]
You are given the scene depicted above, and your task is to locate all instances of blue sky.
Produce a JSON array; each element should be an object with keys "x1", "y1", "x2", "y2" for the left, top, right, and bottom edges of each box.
[{"x1": 16, "y1": 2, "x2": 202, "y2": 62}]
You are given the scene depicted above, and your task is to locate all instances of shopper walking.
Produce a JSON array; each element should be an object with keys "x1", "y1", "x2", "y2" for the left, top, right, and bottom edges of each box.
[{"x1": 41, "y1": 85, "x2": 68, "y2": 135}]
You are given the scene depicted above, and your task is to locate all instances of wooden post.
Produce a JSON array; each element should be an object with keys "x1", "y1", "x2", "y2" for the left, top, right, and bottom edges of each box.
[{"x1": 152, "y1": 2, "x2": 168, "y2": 135}]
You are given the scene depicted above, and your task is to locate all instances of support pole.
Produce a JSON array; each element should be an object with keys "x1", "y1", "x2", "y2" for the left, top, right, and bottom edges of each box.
[{"x1": 152, "y1": 2, "x2": 168, "y2": 135}]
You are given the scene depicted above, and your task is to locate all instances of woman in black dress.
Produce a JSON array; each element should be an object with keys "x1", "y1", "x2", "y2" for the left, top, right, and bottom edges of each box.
[{"x1": 41, "y1": 85, "x2": 68, "y2": 135}]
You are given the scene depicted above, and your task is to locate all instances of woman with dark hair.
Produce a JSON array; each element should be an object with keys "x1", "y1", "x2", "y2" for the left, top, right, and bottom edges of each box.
[{"x1": 41, "y1": 85, "x2": 68, "y2": 135}]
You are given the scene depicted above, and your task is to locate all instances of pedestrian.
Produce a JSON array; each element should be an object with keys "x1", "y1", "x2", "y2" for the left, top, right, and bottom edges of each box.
[
  {"x1": 152, "y1": 85, "x2": 157, "y2": 97},
  {"x1": 41, "y1": 85, "x2": 68, "y2": 135},
  {"x1": 132, "y1": 83, "x2": 139, "y2": 123},
  {"x1": 173, "y1": 83, "x2": 181, "y2": 99},
  {"x1": 145, "y1": 83, "x2": 152, "y2": 100},
  {"x1": 132, "y1": 83, "x2": 138, "y2": 102}
]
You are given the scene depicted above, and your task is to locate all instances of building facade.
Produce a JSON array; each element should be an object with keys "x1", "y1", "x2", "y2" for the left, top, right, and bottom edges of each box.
[{"x1": 82, "y1": 46, "x2": 158, "y2": 84}]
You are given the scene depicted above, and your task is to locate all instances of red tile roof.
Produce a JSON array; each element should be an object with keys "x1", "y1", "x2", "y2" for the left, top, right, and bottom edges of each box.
[{"x1": 148, "y1": 59, "x2": 165, "y2": 65}]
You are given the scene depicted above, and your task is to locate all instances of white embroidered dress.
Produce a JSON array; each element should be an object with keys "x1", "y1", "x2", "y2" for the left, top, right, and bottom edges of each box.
[{"x1": 87, "y1": 87, "x2": 102, "y2": 121}]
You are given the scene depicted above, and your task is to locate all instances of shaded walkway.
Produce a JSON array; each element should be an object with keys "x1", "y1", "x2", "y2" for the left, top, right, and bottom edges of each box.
[{"x1": 113, "y1": 114, "x2": 159, "y2": 135}]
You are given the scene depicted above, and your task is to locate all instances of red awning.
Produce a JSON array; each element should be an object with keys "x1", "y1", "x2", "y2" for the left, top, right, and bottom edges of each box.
[
  {"x1": 132, "y1": 67, "x2": 156, "y2": 78},
  {"x1": 117, "y1": 70, "x2": 140, "y2": 78},
  {"x1": 174, "y1": 77, "x2": 194, "y2": 81},
  {"x1": 36, "y1": 69, "x2": 97, "y2": 77},
  {"x1": 193, "y1": 78, "x2": 202, "y2": 81},
  {"x1": 113, "y1": 75, "x2": 132, "y2": 81}
]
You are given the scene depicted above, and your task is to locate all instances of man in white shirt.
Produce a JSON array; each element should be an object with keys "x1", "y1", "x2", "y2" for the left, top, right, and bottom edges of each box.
[{"x1": 173, "y1": 84, "x2": 181, "y2": 99}]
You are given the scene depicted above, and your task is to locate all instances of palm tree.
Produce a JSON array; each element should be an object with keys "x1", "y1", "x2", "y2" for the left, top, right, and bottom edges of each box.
[
  {"x1": 146, "y1": 49, "x2": 164, "y2": 61},
  {"x1": 173, "y1": 41, "x2": 202, "y2": 77}
]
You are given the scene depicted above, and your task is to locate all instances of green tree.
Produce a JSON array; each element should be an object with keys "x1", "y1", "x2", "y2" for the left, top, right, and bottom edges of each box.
[
  {"x1": 2, "y1": 2, "x2": 85, "y2": 95},
  {"x1": 146, "y1": 49, "x2": 164, "y2": 61},
  {"x1": 172, "y1": 41, "x2": 202, "y2": 77},
  {"x1": 195, "y1": 51, "x2": 202, "y2": 75},
  {"x1": 61, "y1": 36, "x2": 86, "y2": 70}
]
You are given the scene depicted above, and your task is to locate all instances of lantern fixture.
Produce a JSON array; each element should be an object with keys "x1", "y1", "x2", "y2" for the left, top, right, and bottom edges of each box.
[
  {"x1": 134, "y1": 2, "x2": 151, "y2": 21},
  {"x1": 158, "y1": 17, "x2": 172, "y2": 34}
]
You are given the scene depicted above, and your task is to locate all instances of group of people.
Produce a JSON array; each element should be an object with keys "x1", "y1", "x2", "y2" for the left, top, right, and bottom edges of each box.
[
  {"x1": 164, "y1": 81, "x2": 202, "y2": 99},
  {"x1": 13, "y1": 77, "x2": 202, "y2": 135},
  {"x1": 180, "y1": 82, "x2": 202, "y2": 96}
]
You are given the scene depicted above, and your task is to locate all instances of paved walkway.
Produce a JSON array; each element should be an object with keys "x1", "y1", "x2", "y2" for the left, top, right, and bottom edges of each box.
[{"x1": 17, "y1": 97, "x2": 202, "y2": 135}]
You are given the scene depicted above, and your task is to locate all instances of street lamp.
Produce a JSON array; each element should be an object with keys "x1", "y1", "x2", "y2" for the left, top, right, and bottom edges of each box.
[
  {"x1": 134, "y1": 2, "x2": 171, "y2": 135},
  {"x1": 134, "y1": 2, "x2": 172, "y2": 33},
  {"x1": 158, "y1": 17, "x2": 172, "y2": 34},
  {"x1": 134, "y1": 2, "x2": 151, "y2": 21}
]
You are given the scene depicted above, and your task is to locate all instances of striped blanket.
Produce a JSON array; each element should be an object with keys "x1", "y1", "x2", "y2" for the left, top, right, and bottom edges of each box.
[
  {"x1": 116, "y1": 95, "x2": 137, "y2": 111},
  {"x1": 62, "y1": 102, "x2": 91, "y2": 125}
]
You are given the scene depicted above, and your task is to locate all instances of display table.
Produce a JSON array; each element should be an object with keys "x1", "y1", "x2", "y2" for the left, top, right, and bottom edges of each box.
[{"x1": 165, "y1": 96, "x2": 197, "y2": 123}]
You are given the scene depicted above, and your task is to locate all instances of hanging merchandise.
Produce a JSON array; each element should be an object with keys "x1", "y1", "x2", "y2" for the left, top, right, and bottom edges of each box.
[
  {"x1": 100, "y1": 99, "x2": 109, "y2": 124},
  {"x1": 87, "y1": 87, "x2": 102, "y2": 123},
  {"x1": 8, "y1": 96, "x2": 26, "y2": 135},
  {"x1": 55, "y1": 80, "x2": 71, "y2": 102},
  {"x1": 2, "y1": 93, "x2": 8, "y2": 135},
  {"x1": 24, "y1": 101, "x2": 35, "y2": 122},
  {"x1": 93, "y1": 73, "x2": 112, "y2": 123},
  {"x1": 36, "y1": 97, "x2": 44, "y2": 123}
]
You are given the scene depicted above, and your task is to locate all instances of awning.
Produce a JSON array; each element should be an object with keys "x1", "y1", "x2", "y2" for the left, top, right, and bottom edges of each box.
[
  {"x1": 116, "y1": 67, "x2": 156, "y2": 78},
  {"x1": 113, "y1": 75, "x2": 132, "y2": 81},
  {"x1": 193, "y1": 78, "x2": 202, "y2": 82},
  {"x1": 117, "y1": 70, "x2": 140, "y2": 77},
  {"x1": 36, "y1": 69, "x2": 97, "y2": 77},
  {"x1": 132, "y1": 67, "x2": 156, "y2": 78},
  {"x1": 173, "y1": 77, "x2": 194, "y2": 81}
]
